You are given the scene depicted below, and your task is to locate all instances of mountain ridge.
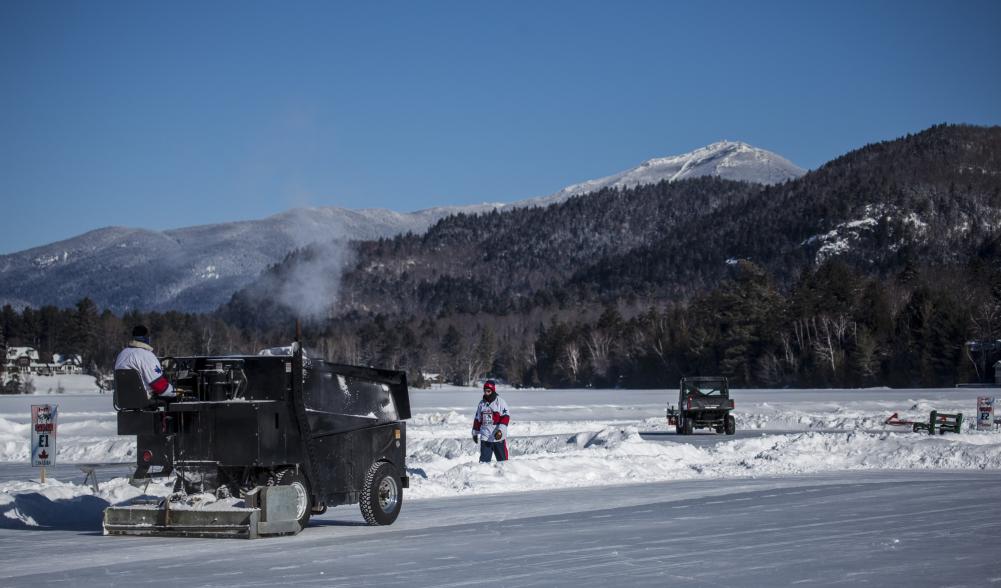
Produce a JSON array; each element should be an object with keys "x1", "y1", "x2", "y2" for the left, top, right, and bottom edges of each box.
[{"x1": 0, "y1": 140, "x2": 806, "y2": 312}]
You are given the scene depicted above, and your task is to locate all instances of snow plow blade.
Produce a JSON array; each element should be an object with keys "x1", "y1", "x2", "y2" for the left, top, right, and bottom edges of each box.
[{"x1": 103, "y1": 485, "x2": 301, "y2": 539}]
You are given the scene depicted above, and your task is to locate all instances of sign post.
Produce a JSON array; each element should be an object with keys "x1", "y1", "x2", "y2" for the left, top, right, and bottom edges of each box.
[
  {"x1": 30, "y1": 404, "x2": 58, "y2": 483},
  {"x1": 977, "y1": 397, "x2": 995, "y2": 432}
]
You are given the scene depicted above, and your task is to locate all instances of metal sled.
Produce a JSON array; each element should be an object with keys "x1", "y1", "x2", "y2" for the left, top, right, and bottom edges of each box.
[{"x1": 104, "y1": 485, "x2": 301, "y2": 539}]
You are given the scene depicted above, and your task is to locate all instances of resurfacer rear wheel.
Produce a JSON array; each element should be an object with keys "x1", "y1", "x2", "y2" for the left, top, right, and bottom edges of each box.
[
  {"x1": 361, "y1": 462, "x2": 402, "y2": 525},
  {"x1": 274, "y1": 468, "x2": 312, "y2": 529}
]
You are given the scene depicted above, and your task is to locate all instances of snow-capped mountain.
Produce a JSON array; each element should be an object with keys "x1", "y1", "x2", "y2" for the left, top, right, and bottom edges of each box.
[
  {"x1": 523, "y1": 141, "x2": 805, "y2": 207},
  {"x1": 0, "y1": 204, "x2": 498, "y2": 313},
  {"x1": 0, "y1": 140, "x2": 803, "y2": 313}
]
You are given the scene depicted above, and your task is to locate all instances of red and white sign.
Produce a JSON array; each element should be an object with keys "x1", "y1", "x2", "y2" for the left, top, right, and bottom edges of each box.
[
  {"x1": 977, "y1": 397, "x2": 995, "y2": 432},
  {"x1": 30, "y1": 404, "x2": 58, "y2": 467}
]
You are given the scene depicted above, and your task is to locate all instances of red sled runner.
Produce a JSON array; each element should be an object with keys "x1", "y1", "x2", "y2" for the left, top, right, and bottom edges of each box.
[{"x1": 884, "y1": 411, "x2": 962, "y2": 434}]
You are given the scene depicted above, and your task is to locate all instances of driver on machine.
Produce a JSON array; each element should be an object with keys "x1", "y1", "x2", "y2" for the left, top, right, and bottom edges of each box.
[{"x1": 114, "y1": 325, "x2": 175, "y2": 399}]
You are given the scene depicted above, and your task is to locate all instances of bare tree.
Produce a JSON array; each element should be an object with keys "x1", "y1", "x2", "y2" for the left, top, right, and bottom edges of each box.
[
  {"x1": 558, "y1": 341, "x2": 582, "y2": 384},
  {"x1": 200, "y1": 325, "x2": 215, "y2": 356},
  {"x1": 460, "y1": 348, "x2": 486, "y2": 387},
  {"x1": 779, "y1": 332, "x2": 796, "y2": 369},
  {"x1": 971, "y1": 301, "x2": 1001, "y2": 340},
  {"x1": 756, "y1": 352, "x2": 784, "y2": 387},
  {"x1": 811, "y1": 314, "x2": 855, "y2": 375},
  {"x1": 586, "y1": 330, "x2": 613, "y2": 379},
  {"x1": 851, "y1": 329, "x2": 881, "y2": 383}
]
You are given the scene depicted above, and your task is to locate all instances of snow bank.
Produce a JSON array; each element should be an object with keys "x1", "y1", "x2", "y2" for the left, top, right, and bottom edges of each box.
[
  {"x1": 0, "y1": 476, "x2": 171, "y2": 529},
  {"x1": 405, "y1": 427, "x2": 1001, "y2": 499},
  {"x1": 0, "y1": 413, "x2": 135, "y2": 463}
]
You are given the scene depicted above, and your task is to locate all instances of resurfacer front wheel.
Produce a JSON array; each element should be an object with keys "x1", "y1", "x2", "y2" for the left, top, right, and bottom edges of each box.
[
  {"x1": 275, "y1": 468, "x2": 313, "y2": 529},
  {"x1": 361, "y1": 462, "x2": 402, "y2": 525}
]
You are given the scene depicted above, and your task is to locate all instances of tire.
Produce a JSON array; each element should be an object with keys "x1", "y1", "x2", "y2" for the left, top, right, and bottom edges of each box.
[
  {"x1": 361, "y1": 461, "x2": 403, "y2": 526},
  {"x1": 274, "y1": 468, "x2": 313, "y2": 529},
  {"x1": 725, "y1": 415, "x2": 736, "y2": 435},
  {"x1": 675, "y1": 423, "x2": 685, "y2": 435},
  {"x1": 682, "y1": 417, "x2": 694, "y2": 436}
]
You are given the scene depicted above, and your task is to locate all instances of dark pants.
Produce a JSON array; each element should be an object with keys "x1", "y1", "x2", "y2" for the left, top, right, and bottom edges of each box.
[{"x1": 479, "y1": 440, "x2": 509, "y2": 462}]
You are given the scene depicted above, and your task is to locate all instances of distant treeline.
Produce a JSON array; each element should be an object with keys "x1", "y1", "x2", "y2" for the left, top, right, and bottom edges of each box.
[
  {"x1": 3, "y1": 255, "x2": 998, "y2": 389},
  {"x1": 297, "y1": 256, "x2": 1000, "y2": 389},
  {"x1": 0, "y1": 301, "x2": 249, "y2": 375}
]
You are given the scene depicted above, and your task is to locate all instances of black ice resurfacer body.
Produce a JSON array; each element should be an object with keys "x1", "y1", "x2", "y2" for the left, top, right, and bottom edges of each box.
[{"x1": 104, "y1": 339, "x2": 410, "y2": 539}]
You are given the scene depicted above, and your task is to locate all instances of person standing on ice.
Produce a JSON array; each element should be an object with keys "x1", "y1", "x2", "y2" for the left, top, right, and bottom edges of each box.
[
  {"x1": 114, "y1": 325, "x2": 175, "y2": 399},
  {"x1": 472, "y1": 379, "x2": 510, "y2": 462}
]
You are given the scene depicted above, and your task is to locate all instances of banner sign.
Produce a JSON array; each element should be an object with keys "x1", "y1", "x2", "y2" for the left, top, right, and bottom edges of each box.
[
  {"x1": 30, "y1": 404, "x2": 57, "y2": 467},
  {"x1": 977, "y1": 396, "x2": 995, "y2": 432}
]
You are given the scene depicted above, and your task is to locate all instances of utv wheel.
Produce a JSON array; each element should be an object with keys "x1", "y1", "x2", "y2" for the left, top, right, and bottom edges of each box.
[
  {"x1": 724, "y1": 415, "x2": 736, "y2": 435},
  {"x1": 675, "y1": 424, "x2": 685, "y2": 435},
  {"x1": 361, "y1": 461, "x2": 402, "y2": 526},
  {"x1": 682, "y1": 418, "x2": 694, "y2": 436},
  {"x1": 275, "y1": 468, "x2": 313, "y2": 529}
]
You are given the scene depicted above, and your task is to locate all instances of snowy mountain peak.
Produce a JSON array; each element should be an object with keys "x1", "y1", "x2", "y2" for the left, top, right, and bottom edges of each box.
[{"x1": 528, "y1": 141, "x2": 805, "y2": 207}]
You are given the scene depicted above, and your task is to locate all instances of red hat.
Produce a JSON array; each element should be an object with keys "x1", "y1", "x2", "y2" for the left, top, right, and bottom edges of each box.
[{"x1": 483, "y1": 380, "x2": 496, "y2": 393}]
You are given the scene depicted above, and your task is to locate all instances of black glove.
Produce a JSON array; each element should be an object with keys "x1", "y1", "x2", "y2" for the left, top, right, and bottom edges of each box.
[
  {"x1": 494, "y1": 429, "x2": 503, "y2": 441},
  {"x1": 472, "y1": 434, "x2": 479, "y2": 444}
]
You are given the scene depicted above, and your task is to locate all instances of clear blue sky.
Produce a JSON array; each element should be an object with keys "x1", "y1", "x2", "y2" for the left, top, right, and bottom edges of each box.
[{"x1": 1, "y1": 1, "x2": 999, "y2": 254}]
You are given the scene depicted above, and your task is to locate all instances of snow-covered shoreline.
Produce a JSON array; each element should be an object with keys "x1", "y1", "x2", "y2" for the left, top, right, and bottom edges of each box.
[{"x1": 3, "y1": 373, "x2": 103, "y2": 395}]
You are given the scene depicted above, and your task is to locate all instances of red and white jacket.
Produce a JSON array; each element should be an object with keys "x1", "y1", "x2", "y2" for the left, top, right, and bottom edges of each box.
[
  {"x1": 472, "y1": 395, "x2": 510, "y2": 441},
  {"x1": 114, "y1": 341, "x2": 175, "y2": 398}
]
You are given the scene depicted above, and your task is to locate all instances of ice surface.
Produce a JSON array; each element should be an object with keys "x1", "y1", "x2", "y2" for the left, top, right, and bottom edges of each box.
[{"x1": 0, "y1": 386, "x2": 999, "y2": 586}]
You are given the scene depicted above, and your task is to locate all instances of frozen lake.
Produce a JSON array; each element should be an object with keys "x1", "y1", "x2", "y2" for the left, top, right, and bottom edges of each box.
[{"x1": 1, "y1": 386, "x2": 999, "y2": 586}]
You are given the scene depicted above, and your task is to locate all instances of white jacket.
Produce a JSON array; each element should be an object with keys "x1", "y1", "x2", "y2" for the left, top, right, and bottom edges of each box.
[
  {"x1": 114, "y1": 341, "x2": 175, "y2": 398},
  {"x1": 472, "y1": 395, "x2": 510, "y2": 441}
]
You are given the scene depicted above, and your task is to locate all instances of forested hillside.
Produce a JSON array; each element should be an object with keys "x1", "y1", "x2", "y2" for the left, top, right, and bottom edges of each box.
[{"x1": 336, "y1": 124, "x2": 1001, "y2": 312}]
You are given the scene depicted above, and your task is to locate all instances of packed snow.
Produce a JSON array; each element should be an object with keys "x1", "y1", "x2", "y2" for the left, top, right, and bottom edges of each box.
[
  {"x1": 801, "y1": 203, "x2": 931, "y2": 264},
  {"x1": 1, "y1": 386, "x2": 998, "y2": 531}
]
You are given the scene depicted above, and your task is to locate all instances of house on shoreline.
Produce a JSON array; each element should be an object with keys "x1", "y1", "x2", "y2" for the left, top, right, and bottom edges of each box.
[{"x1": 1, "y1": 346, "x2": 84, "y2": 386}]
